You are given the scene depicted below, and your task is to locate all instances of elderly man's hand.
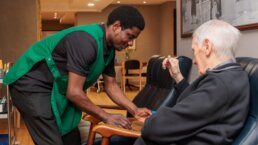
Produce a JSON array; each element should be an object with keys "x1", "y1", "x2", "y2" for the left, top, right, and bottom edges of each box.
[
  {"x1": 134, "y1": 107, "x2": 152, "y2": 123},
  {"x1": 162, "y1": 55, "x2": 184, "y2": 83}
]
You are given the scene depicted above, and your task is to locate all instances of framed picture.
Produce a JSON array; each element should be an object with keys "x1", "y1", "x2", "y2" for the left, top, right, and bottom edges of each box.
[{"x1": 181, "y1": 0, "x2": 258, "y2": 38}]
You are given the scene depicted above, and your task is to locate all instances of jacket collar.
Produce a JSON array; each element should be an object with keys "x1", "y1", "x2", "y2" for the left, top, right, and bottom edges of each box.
[{"x1": 207, "y1": 60, "x2": 241, "y2": 73}]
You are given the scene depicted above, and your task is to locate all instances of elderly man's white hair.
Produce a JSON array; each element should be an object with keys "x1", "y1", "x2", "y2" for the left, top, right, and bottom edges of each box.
[{"x1": 193, "y1": 19, "x2": 241, "y2": 60}]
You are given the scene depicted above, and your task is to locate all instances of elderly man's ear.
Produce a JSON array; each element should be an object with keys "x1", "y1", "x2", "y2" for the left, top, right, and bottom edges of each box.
[{"x1": 203, "y1": 38, "x2": 213, "y2": 57}]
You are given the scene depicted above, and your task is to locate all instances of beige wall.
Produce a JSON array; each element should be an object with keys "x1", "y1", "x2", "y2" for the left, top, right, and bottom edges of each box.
[
  {"x1": 76, "y1": 3, "x2": 176, "y2": 63},
  {"x1": 0, "y1": 0, "x2": 39, "y2": 63},
  {"x1": 160, "y1": 2, "x2": 176, "y2": 56},
  {"x1": 176, "y1": 0, "x2": 258, "y2": 82}
]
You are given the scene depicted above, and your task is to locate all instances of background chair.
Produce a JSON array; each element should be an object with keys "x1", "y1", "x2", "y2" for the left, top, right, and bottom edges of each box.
[
  {"x1": 232, "y1": 57, "x2": 258, "y2": 145},
  {"x1": 85, "y1": 55, "x2": 192, "y2": 145},
  {"x1": 122, "y1": 59, "x2": 143, "y2": 92},
  {"x1": 96, "y1": 75, "x2": 104, "y2": 93}
]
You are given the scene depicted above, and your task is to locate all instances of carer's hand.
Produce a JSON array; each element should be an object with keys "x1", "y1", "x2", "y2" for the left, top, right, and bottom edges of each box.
[
  {"x1": 134, "y1": 107, "x2": 152, "y2": 123},
  {"x1": 104, "y1": 114, "x2": 132, "y2": 129}
]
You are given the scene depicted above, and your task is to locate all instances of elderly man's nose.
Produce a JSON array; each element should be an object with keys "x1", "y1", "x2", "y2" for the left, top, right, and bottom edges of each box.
[{"x1": 193, "y1": 58, "x2": 197, "y2": 64}]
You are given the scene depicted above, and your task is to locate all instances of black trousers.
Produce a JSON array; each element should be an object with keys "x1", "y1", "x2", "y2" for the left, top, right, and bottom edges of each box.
[{"x1": 10, "y1": 87, "x2": 81, "y2": 145}]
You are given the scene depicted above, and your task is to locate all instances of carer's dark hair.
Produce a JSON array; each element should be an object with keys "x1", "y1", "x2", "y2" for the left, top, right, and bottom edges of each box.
[{"x1": 107, "y1": 5, "x2": 145, "y2": 30}]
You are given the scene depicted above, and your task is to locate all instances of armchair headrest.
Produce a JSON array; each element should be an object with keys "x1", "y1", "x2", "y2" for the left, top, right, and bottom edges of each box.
[{"x1": 178, "y1": 56, "x2": 192, "y2": 81}]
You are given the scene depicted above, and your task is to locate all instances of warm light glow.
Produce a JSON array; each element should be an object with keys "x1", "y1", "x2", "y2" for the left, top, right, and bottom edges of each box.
[
  {"x1": 117, "y1": 1, "x2": 120, "y2": 3},
  {"x1": 143, "y1": 1, "x2": 147, "y2": 4},
  {"x1": 87, "y1": 3, "x2": 95, "y2": 7},
  {"x1": 54, "y1": 12, "x2": 58, "y2": 19}
]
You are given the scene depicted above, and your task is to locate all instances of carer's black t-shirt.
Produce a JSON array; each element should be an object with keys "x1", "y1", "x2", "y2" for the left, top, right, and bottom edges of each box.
[{"x1": 12, "y1": 24, "x2": 115, "y2": 93}]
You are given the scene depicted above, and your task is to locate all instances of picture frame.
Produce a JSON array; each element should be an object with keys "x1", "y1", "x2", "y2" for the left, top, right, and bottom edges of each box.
[{"x1": 181, "y1": 0, "x2": 258, "y2": 38}]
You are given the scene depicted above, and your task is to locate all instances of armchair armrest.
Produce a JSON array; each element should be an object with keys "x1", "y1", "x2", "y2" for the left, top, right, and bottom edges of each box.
[
  {"x1": 82, "y1": 114, "x2": 102, "y2": 145},
  {"x1": 82, "y1": 114, "x2": 101, "y2": 125},
  {"x1": 84, "y1": 115, "x2": 143, "y2": 145},
  {"x1": 93, "y1": 124, "x2": 141, "y2": 138}
]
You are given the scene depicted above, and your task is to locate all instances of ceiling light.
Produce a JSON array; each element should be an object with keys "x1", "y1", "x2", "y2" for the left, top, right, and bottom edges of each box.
[
  {"x1": 87, "y1": 3, "x2": 95, "y2": 7},
  {"x1": 143, "y1": 1, "x2": 147, "y2": 4},
  {"x1": 117, "y1": 1, "x2": 121, "y2": 3}
]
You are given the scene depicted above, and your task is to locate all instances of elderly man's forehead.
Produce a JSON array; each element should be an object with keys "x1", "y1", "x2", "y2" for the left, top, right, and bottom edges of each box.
[{"x1": 192, "y1": 37, "x2": 198, "y2": 44}]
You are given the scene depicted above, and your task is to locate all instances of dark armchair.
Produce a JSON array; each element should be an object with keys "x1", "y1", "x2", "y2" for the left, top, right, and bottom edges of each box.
[{"x1": 232, "y1": 57, "x2": 258, "y2": 145}]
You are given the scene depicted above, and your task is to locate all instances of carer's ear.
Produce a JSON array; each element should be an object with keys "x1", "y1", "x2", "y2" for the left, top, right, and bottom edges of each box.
[
  {"x1": 112, "y1": 21, "x2": 122, "y2": 33},
  {"x1": 203, "y1": 38, "x2": 213, "y2": 56}
]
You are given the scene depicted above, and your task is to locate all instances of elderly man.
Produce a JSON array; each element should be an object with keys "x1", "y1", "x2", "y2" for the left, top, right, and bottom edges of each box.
[{"x1": 134, "y1": 20, "x2": 250, "y2": 145}]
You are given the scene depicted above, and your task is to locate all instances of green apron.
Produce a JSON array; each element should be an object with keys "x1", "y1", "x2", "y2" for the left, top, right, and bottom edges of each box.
[{"x1": 4, "y1": 24, "x2": 115, "y2": 135}]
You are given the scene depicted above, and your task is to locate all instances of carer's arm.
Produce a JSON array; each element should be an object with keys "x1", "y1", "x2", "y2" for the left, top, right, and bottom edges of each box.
[{"x1": 66, "y1": 72, "x2": 131, "y2": 129}]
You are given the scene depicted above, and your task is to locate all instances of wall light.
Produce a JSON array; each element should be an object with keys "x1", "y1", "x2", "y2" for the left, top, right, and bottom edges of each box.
[
  {"x1": 87, "y1": 3, "x2": 95, "y2": 7},
  {"x1": 54, "y1": 12, "x2": 58, "y2": 19}
]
